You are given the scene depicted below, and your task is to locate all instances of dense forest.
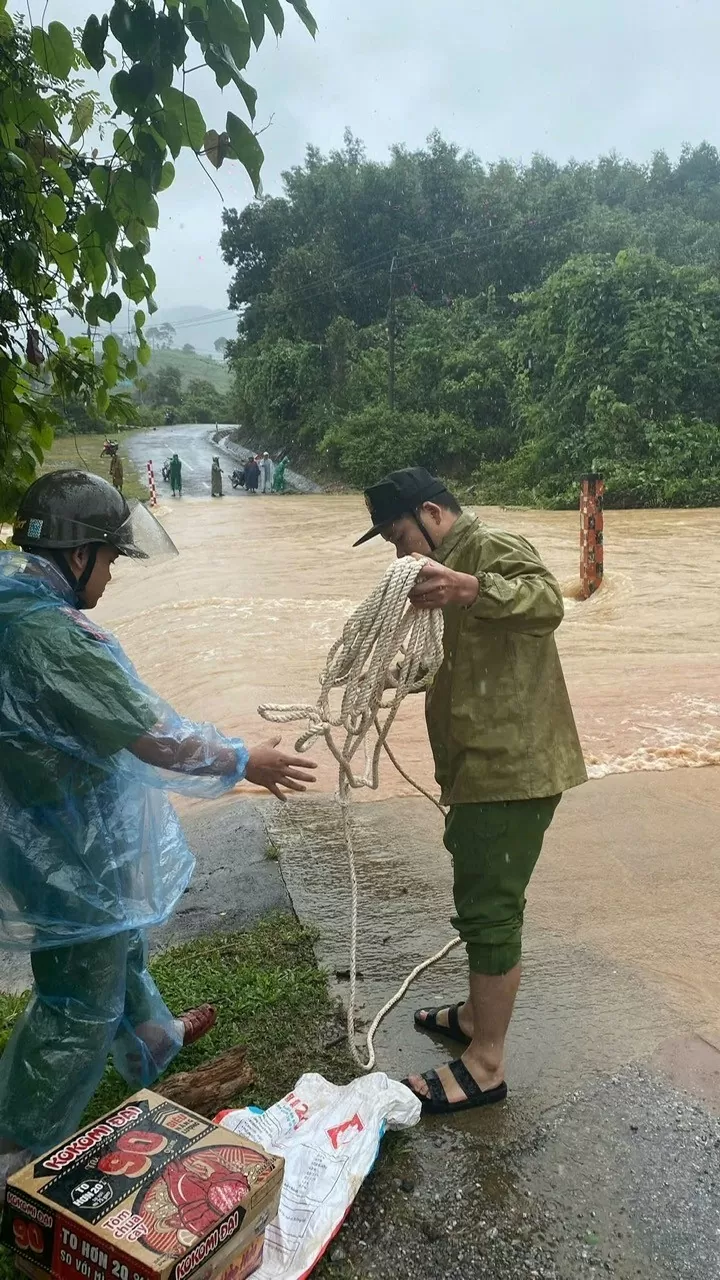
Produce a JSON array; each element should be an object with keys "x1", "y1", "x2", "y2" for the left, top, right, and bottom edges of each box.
[{"x1": 220, "y1": 133, "x2": 720, "y2": 506}]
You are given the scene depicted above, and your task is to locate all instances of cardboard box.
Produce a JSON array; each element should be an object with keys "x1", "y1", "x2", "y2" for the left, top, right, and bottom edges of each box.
[
  {"x1": 2, "y1": 1091, "x2": 282, "y2": 1280},
  {"x1": 13, "y1": 1228, "x2": 265, "y2": 1280}
]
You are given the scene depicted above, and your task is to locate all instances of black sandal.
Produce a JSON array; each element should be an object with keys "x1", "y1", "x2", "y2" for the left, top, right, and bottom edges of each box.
[
  {"x1": 402, "y1": 1059, "x2": 507, "y2": 1115},
  {"x1": 413, "y1": 1002, "x2": 470, "y2": 1046}
]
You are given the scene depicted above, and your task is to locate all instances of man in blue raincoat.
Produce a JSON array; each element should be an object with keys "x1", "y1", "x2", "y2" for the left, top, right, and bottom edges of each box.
[{"x1": 0, "y1": 470, "x2": 316, "y2": 1187}]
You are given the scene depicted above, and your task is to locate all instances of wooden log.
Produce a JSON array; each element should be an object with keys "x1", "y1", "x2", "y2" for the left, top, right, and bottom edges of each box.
[{"x1": 161, "y1": 1045, "x2": 255, "y2": 1118}]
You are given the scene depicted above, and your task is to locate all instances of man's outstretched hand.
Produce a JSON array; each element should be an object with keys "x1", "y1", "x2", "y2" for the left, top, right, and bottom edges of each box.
[{"x1": 245, "y1": 735, "x2": 318, "y2": 800}]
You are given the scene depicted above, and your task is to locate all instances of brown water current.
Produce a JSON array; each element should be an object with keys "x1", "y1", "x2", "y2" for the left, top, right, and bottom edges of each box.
[{"x1": 97, "y1": 494, "x2": 720, "y2": 792}]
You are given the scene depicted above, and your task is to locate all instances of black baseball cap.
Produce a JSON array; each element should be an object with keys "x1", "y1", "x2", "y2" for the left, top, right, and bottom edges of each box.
[{"x1": 353, "y1": 466, "x2": 450, "y2": 546}]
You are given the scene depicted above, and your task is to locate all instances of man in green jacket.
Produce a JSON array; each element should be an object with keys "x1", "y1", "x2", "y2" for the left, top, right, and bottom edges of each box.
[{"x1": 354, "y1": 467, "x2": 587, "y2": 1114}]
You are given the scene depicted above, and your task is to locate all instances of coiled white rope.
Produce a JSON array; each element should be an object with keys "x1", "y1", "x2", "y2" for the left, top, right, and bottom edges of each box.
[{"x1": 259, "y1": 556, "x2": 462, "y2": 1071}]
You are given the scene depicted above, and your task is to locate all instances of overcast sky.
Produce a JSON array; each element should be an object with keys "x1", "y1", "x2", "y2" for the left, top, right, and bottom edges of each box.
[{"x1": 42, "y1": 1, "x2": 720, "y2": 312}]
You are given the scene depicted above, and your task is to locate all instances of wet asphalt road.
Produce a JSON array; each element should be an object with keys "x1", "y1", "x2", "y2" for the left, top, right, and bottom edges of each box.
[
  {"x1": 125, "y1": 422, "x2": 320, "y2": 497},
  {"x1": 126, "y1": 422, "x2": 231, "y2": 497}
]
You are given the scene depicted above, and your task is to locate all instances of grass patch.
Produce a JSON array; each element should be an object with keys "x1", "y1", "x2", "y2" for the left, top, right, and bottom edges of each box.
[
  {"x1": 42, "y1": 432, "x2": 148, "y2": 503},
  {"x1": 0, "y1": 914, "x2": 352, "y2": 1279}
]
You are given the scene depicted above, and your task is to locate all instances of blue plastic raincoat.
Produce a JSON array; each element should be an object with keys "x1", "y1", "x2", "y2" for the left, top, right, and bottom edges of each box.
[{"x1": 0, "y1": 552, "x2": 249, "y2": 1153}]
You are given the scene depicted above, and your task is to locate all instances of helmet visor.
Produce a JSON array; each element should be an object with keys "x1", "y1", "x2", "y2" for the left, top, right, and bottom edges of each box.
[{"x1": 115, "y1": 502, "x2": 178, "y2": 560}]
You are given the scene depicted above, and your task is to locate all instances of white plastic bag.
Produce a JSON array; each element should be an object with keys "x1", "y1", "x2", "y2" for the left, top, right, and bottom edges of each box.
[{"x1": 217, "y1": 1072, "x2": 421, "y2": 1280}]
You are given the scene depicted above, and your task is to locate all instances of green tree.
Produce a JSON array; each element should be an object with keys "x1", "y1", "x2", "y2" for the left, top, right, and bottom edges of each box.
[
  {"x1": 222, "y1": 134, "x2": 720, "y2": 505},
  {"x1": 143, "y1": 365, "x2": 183, "y2": 408},
  {"x1": 180, "y1": 376, "x2": 227, "y2": 423},
  {"x1": 0, "y1": 0, "x2": 316, "y2": 524}
]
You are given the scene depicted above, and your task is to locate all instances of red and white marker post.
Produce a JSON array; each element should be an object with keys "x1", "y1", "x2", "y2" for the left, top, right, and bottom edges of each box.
[{"x1": 147, "y1": 459, "x2": 157, "y2": 506}]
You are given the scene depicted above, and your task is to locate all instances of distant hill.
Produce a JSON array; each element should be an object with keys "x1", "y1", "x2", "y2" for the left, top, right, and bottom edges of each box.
[
  {"x1": 153, "y1": 305, "x2": 236, "y2": 354},
  {"x1": 145, "y1": 347, "x2": 232, "y2": 394},
  {"x1": 61, "y1": 304, "x2": 237, "y2": 356}
]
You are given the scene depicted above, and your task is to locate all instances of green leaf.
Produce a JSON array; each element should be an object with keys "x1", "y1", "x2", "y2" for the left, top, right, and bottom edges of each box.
[
  {"x1": 264, "y1": 0, "x2": 284, "y2": 35},
  {"x1": 143, "y1": 263, "x2": 157, "y2": 292},
  {"x1": 0, "y1": 290, "x2": 19, "y2": 323},
  {"x1": 8, "y1": 240, "x2": 39, "y2": 289},
  {"x1": 134, "y1": 309, "x2": 146, "y2": 332},
  {"x1": 160, "y1": 86, "x2": 206, "y2": 151},
  {"x1": 147, "y1": 294, "x2": 158, "y2": 315},
  {"x1": 44, "y1": 194, "x2": 66, "y2": 226},
  {"x1": 81, "y1": 13, "x2": 109, "y2": 71},
  {"x1": 69, "y1": 97, "x2": 94, "y2": 145},
  {"x1": 155, "y1": 8, "x2": 188, "y2": 66},
  {"x1": 41, "y1": 158, "x2": 74, "y2": 199},
  {"x1": 137, "y1": 339, "x2": 151, "y2": 366},
  {"x1": 206, "y1": 0, "x2": 249, "y2": 45},
  {"x1": 89, "y1": 166, "x2": 112, "y2": 202},
  {"x1": 50, "y1": 231, "x2": 78, "y2": 284},
  {"x1": 39, "y1": 423, "x2": 55, "y2": 450},
  {"x1": 288, "y1": 0, "x2": 317, "y2": 35},
  {"x1": 113, "y1": 127, "x2": 135, "y2": 161},
  {"x1": 97, "y1": 385, "x2": 110, "y2": 412},
  {"x1": 117, "y1": 245, "x2": 144, "y2": 278},
  {"x1": 103, "y1": 358, "x2": 119, "y2": 388},
  {"x1": 126, "y1": 359, "x2": 138, "y2": 378},
  {"x1": 85, "y1": 295, "x2": 101, "y2": 327},
  {"x1": 154, "y1": 110, "x2": 184, "y2": 159},
  {"x1": 111, "y1": 70, "x2": 140, "y2": 115},
  {"x1": 88, "y1": 204, "x2": 119, "y2": 246},
  {"x1": 242, "y1": 0, "x2": 265, "y2": 47},
  {"x1": 238, "y1": 74, "x2": 258, "y2": 121},
  {"x1": 96, "y1": 292, "x2": 122, "y2": 323},
  {"x1": 30, "y1": 22, "x2": 74, "y2": 79},
  {"x1": 122, "y1": 275, "x2": 147, "y2": 304},
  {"x1": 103, "y1": 334, "x2": 120, "y2": 361},
  {"x1": 225, "y1": 111, "x2": 264, "y2": 194},
  {"x1": 125, "y1": 219, "x2": 151, "y2": 252},
  {"x1": 82, "y1": 246, "x2": 108, "y2": 292},
  {"x1": 110, "y1": 0, "x2": 156, "y2": 61},
  {"x1": 158, "y1": 160, "x2": 175, "y2": 191}
]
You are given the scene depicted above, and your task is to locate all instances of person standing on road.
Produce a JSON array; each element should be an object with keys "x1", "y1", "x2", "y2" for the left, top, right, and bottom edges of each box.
[
  {"x1": 109, "y1": 452, "x2": 124, "y2": 495},
  {"x1": 243, "y1": 455, "x2": 260, "y2": 495},
  {"x1": 169, "y1": 453, "x2": 182, "y2": 498},
  {"x1": 259, "y1": 452, "x2": 274, "y2": 494},
  {"x1": 211, "y1": 456, "x2": 223, "y2": 498},
  {"x1": 353, "y1": 467, "x2": 587, "y2": 1115},
  {"x1": 272, "y1": 456, "x2": 289, "y2": 493},
  {"x1": 0, "y1": 470, "x2": 317, "y2": 1187}
]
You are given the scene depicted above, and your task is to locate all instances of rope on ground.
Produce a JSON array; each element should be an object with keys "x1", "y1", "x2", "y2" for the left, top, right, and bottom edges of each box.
[{"x1": 259, "y1": 555, "x2": 462, "y2": 1072}]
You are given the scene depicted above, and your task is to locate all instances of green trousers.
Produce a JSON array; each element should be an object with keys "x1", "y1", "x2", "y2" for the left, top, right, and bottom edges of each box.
[
  {"x1": 0, "y1": 931, "x2": 181, "y2": 1153},
  {"x1": 443, "y1": 796, "x2": 561, "y2": 975}
]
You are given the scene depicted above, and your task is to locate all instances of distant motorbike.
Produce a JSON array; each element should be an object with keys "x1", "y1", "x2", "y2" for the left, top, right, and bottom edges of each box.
[
  {"x1": 101, "y1": 439, "x2": 119, "y2": 458},
  {"x1": 162, "y1": 458, "x2": 172, "y2": 482},
  {"x1": 231, "y1": 468, "x2": 245, "y2": 489}
]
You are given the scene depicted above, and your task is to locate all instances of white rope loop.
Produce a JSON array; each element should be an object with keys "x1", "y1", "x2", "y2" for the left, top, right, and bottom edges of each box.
[{"x1": 259, "y1": 556, "x2": 460, "y2": 1071}]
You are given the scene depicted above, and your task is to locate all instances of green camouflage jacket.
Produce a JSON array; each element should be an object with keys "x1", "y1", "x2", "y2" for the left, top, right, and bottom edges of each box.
[{"x1": 425, "y1": 511, "x2": 587, "y2": 804}]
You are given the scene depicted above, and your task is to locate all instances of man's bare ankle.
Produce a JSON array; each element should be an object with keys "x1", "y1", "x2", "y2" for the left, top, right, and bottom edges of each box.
[
  {"x1": 458, "y1": 1000, "x2": 474, "y2": 1035},
  {"x1": 463, "y1": 1043, "x2": 504, "y2": 1085}
]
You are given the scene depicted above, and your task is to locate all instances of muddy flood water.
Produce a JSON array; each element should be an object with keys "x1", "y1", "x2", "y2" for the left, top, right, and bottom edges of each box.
[{"x1": 98, "y1": 489, "x2": 720, "y2": 790}]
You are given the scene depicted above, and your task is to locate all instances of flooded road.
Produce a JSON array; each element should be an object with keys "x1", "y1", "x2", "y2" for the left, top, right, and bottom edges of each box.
[
  {"x1": 101, "y1": 436, "x2": 720, "y2": 793},
  {"x1": 96, "y1": 424, "x2": 720, "y2": 1062},
  {"x1": 126, "y1": 421, "x2": 244, "y2": 497}
]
